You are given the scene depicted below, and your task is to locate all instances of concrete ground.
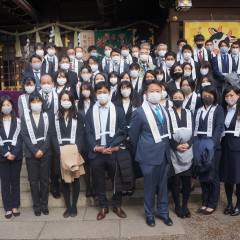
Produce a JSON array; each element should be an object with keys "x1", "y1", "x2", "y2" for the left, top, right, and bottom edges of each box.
[{"x1": 0, "y1": 192, "x2": 240, "y2": 240}]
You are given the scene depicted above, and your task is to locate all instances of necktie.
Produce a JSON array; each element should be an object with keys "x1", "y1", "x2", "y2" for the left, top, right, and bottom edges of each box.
[
  {"x1": 34, "y1": 72, "x2": 40, "y2": 89},
  {"x1": 45, "y1": 93, "x2": 49, "y2": 107},
  {"x1": 223, "y1": 54, "x2": 227, "y2": 65},
  {"x1": 143, "y1": 64, "x2": 147, "y2": 72},
  {"x1": 199, "y1": 50, "x2": 203, "y2": 62},
  {"x1": 155, "y1": 106, "x2": 164, "y2": 125}
]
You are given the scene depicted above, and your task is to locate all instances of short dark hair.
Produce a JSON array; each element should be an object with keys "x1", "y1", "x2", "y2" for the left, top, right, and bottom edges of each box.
[
  {"x1": 165, "y1": 51, "x2": 176, "y2": 59},
  {"x1": 182, "y1": 44, "x2": 193, "y2": 53},
  {"x1": 30, "y1": 54, "x2": 42, "y2": 62},
  {"x1": 171, "y1": 89, "x2": 185, "y2": 99},
  {"x1": 180, "y1": 78, "x2": 196, "y2": 92},
  {"x1": 194, "y1": 34, "x2": 205, "y2": 42},
  {"x1": 145, "y1": 80, "x2": 162, "y2": 92},
  {"x1": 218, "y1": 40, "x2": 230, "y2": 48},
  {"x1": 94, "y1": 81, "x2": 110, "y2": 92},
  {"x1": 129, "y1": 62, "x2": 140, "y2": 70},
  {"x1": 177, "y1": 39, "x2": 187, "y2": 46},
  {"x1": 87, "y1": 45, "x2": 97, "y2": 52},
  {"x1": 29, "y1": 91, "x2": 44, "y2": 103},
  {"x1": 111, "y1": 48, "x2": 121, "y2": 55},
  {"x1": 59, "y1": 55, "x2": 70, "y2": 62}
]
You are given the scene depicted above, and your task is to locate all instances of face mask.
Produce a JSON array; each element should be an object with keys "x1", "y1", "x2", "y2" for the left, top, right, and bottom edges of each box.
[
  {"x1": 32, "y1": 62, "x2": 42, "y2": 71},
  {"x1": 31, "y1": 103, "x2": 42, "y2": 113},
  {"x1": 104, "y1": 50, "x2": 111, "y2": 58},
  {"x1": 130, "y1": 70, "x2": 139, "y2": 78},
  {"x1": 196, "y1": 43, "x2": 203, "y2": 49},
  {"x1": 60, "y1": 63, "x2": 70, "y2": 71},
  {"x1": 90, "y1": 52, "x2": 98, "y2": 57},
  {"x1": 206, "y1": 46, "x2": 213, "y2": 52},
  {"x1": 200, "y1": 68, "x2": 209, "y2": 76},
  {"x1": 61, "y1": 100, "x2": 72, "y2": 109},
  {"x1": 225, "y1": 97, "x2": 238, "y2": 106},
  {"x1": 232, "y1": 48, "x2": 239, "y2": 55},
  {"x1": 36, "y1": 49, "x2": 44, "y2": 57},
  {"x1": 82, "y1": 90, "x2": 91, "y2": 98},
  {"x1": 165, "y1": 60, "x2": 175, "y2": 68},
  {"x1": 57, "y1": 78, "x2": 67, "y2": 86},
  {"x1": 97, "y1": 93, "x2": 109, "y2": 105},
  {"x1": 201, "y1": 82, "x2": 211, "y2": 87},
  {"x1": 132, "y1": 52, "x2": 139, "y2": 58},
  {"x1": 112, "y1": 56, "x2": 121, "y2": 64},
  {"x1": 41, "y1": 84, "x2": 52, "y2": 93},
  {"x1": 121, "y1": 88, "x2": 131, "y2": 98},
  {"x1": 76, "y1": 52, "x2": 83, "y2": 59},
  {"x1": 173, "y1": 71, "x2": 183, "y2": 79},
  {"x1": 69, "y1": 55, "x2": 75, "y2": 61},
  {"x1": 110, "y1": 77, "x2": 118, "y2": 85},
  {"x1": 25, "y1": 85, "x2": 35, "y2": 94},
  {"x1": 156, "y1": 74, "x2": 164, "y2": 81},
  {"x1": 140, "y1": 54, "x2": 149, "y2": 62},
  {"x1": 202, "y1": 95, "x2": 214, "y2": 106},
  {"x1": 121, "y1": 50, "x2": 129, "y2": 57},
  {"x1": 172, "y1": 99, "x2": 183, "y2": 108},
  {"x1": 183, "y1": 52, "x2": 192, "y2": 60},
  {"x1": 2, "y1": 106, "x2": 12, "y2": 115},
  {"x1": 81, "y1": 74, "x2": 90, "y2": 82},
  {"x1": 90, "y1": 64, "x2": 98, "y2": 72},
  {"x1": 161, "y1": 91, "x2": 168, "y2": 100},
  {"x1": 220, "y1": 46, "x2": 229, "y2": 54},
  {"x1": 147, "y1": 92, "x2": 161, "y2": 104},
  {"x1": 181, "y1": 86, "x2": 192, "y2": 95},
  {"x1": 47, "y1": 49, "x2": 55, "y2": 56},
  {"x1": 183, "y1": 71, "x2": 192, "y2": 77},
  {"x1": 158, "y1": 50, "x2": 166, "y2": 57}
]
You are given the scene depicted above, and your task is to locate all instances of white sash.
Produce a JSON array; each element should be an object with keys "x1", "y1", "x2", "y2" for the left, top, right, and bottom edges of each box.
[
  {"x1": 193, "y1": 48, "x2": 208, "y2": 62},
  {"x1": 217, "y1": 54, "x2": 233, "y2": 75},
  {"x1": 183, "y1": 92, "x2": 197, "y2": 113},
  {"x1": 93, "y1": 102, "x2": 116, "y2": 140},
  {"x1": 180, "y1": 58, "x2": 196, "y2": 80},
  {"x1": 21, "y1": 94, "x2": 30, "y2": 114},
  {"x1": 109, "y1": 60, "x2": 125, "y2": 74},
  {"x1": 73, "y1": 58, "x2": 83, "y2": 76},
  {"x1": 44, "y1": 54, "x2": 58, "y2": 72},
  {"x1": 169, "y1": 108, "x2": 192, "y2": 133},
  {"x1": 25, "y1": 112, "x2": 49, "y2": 144},
  {"x1": 142, "y1": 101, "x2": 170, "y2": 143},
  {"x1": 223, "y1": 118, "x2": 240, "y2": 137},
  {"x1": 55, "y1": 116, "x2": 77, "y2": 144},
  {"x1": 194, "y1": 105, "x2": 217, "y2": 137}
]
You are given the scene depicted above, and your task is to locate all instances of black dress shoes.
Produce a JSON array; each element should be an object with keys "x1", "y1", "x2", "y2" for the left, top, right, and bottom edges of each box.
[
  {"x1": 175, "y1": 207, "x2": 184, "y2": 218},
  {"x1": 224, "y1": 204, "x2": 233, "y2": 215},
  {"x1": 70, "y1": 207, "x2": 78, "y2": 217},
  {"x1": 34, "y1": 210, "x2": 41, "y2": 216},
  {"x1": 63, "y1": 209, "x2": 71, "y2": 218},
  {"x1": 231, "y1": 207, "x2": 240, "y2": 216},
  {"x1": 156, "y1": 215, "x2": 173, "y2": 226},
  {"x1": 42, "y1": 208, "x2": 49, "y2": 215},
  {"x1": 146, "y1": 216, "x2": 155, "y2": 227}
]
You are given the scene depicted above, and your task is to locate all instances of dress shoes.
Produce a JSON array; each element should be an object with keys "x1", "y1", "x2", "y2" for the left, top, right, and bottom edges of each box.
[
  {"x1": 112, "y1": 207, "x2": 127, "y2": 218},
  {"x1": 146, "y1": 216, "x2": 155, "y2": 227},
  {"x1": 97, "y1": 208, "x2": 109, "y2": 220}
]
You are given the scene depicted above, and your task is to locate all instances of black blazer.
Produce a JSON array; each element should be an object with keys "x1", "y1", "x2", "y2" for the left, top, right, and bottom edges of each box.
[{"x1": 0, "y1": 117, "x2": 22, "y2": 162}]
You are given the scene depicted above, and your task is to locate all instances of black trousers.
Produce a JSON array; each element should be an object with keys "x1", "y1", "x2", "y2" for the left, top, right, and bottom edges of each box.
[
  {"x1": 26, "y1": 156, "x2": 49, "y2": 211},
  {"x1": 0, "y1": 160, "x2": 22, "y2": 211},
  {"x1": 225, "y1": 183, "x2": 240, "y2": 207},
  {"x1": 62, "y1": 178, "x2": 80, "y2": 210},
  {"x1": 170, "y1": 175, "x2": 191, "y2": 209},
  {"x1": 91, "y1": 153, "x2": 122, "y2": 208},
  {"x1": 82, "y1": 151, "x2": 94, "y2": 195}
]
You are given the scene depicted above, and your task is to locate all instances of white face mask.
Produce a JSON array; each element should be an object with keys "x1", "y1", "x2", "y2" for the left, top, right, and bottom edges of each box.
[
  {"x1": 110, "y1": 77, "x2": 118, "y2": 85},
  {"x1": 25, "y1": 85, "x2": 35, "y2": 94},
  {"x1": 90, "y1": 64, "x2": 98, "y2": 72},
  {"x1": 60, "y1": 63, "x2": 70, "y2": 71},
  {"x1": 2, "y1": 106, "x2": 12, "y2": 115},
  {"x1": 47, "y1": 49, "x2": 55, "y2": 56},
  {"x1": 81, "y1": 73, "x2": 90, "y2": 82},
  {"x1": 161, "y1": 91, "x2": 168, "y2": 100},
  {"x1": 36, "y1": 49, "x2": 44, "y2": 57},
  {"x1": 104, "y1": 50, "x2": 111, "y2": 58},
  {"x1": 139, "y1": 54, "x2": 149, "y2": 62},
  {"x1": 61, "y1": 100, "x2": 72, "y2": 109},
  {"x1": 31, "y1": 103, "x2": 42, "y2": 113},
  {"x1": 132, "y1": 52, "x2": 139, "y2": 58},
  {"x1": 82, "y1": 90, "x2": 91, "y2": 98},
  {"x1": 147, "y1": 92, "x2": 161, "y2": 104},
  {"x1": 184, "y1": 71, "x2": 192, "y2": 77},
  {"x1": 158, "y1": 50, "x2": 166, "y2": 57},
  {"x1": 76, "y1": 52, "x2": 83, "y2": 59},
  {"x1": 112, "y1": 56, "x2": 121, "y2": 64},
  {"x1": 41, "y1": 84, "x2": 52, "y2": 93},
  {"x1": 183, "y1": 52, "x2": 192, "y2": 60},
  {"x1": 232, "y1": 48, "x2": 240, "y2": 55},
  {"x1": 225, "y1": 97, "x2": 238, "y2": 107},
  {"x1": 130, "y1": 70, "x2": 139, "y2": 78},
  {"x1": 165, "y1": 60, "x2": 175, "y2": 68},
  {"x1": 69, "y1": 55, "x2": 75, "y2": 61},
  {"x1": 201, "y1": 82, "x2": 211, "y2": 87},
  {"x1": 200, "y1": 68, "x2": 209, "y2": 76},
  {"x1": 121, "y1": 88, "x2": 131, "y2": 98},
  {"x1": 121, "y1": 50, "x2": 129, "y2": 57},
  {"x1": 97, "y1": 93, "x2": 109, "y2": 105},
  {"x1": 156, "y1": 74, "x2": 164, "y2": 81},
  {"x1": 57, "y1": 78, "x2": 67, "y2": 86},
  {"x1": 32, "y1": 62, "x2": 42, "y2": 71}
]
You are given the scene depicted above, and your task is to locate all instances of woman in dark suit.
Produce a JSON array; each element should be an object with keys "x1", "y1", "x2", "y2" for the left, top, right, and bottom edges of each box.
[{"x1": 220, "y1": 86, "x2": 240, "y2": 216}]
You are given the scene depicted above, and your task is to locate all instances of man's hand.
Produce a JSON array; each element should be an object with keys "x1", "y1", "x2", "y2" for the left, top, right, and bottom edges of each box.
[
  {"x1": 102, "y1": 148, "x2": 112, "y2": 155},
  {"x1": 110, "y1": 146, "x2": 120, "y2": 152},
  {"x1": 94, "y1": 146, "x2": 105, "y2": 153},
  {"x1": 177, "y1": 144, "x2": 187, "y2": 152},
  {"x1": 35, "y1": 150, "x2": 44, "y2": 159},
  {"x1": 7, "y1": 153, "x2": 16, "y2": 161}
]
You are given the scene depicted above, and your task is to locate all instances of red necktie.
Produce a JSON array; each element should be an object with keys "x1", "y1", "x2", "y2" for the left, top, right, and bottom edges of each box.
[{"x1": 199, "y1": 50, "x2": 203, "y2": 62}]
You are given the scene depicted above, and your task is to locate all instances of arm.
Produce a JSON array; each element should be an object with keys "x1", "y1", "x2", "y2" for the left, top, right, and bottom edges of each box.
[
  {"x1": 76, "y1": 113, "x2": 85, "y2": 153},
  {"x1": 85, "y1": 109, "x2": 97, "y2": 151},
  {"x1": 212, "y1": 56, "x2": 226, "y2": 82}
]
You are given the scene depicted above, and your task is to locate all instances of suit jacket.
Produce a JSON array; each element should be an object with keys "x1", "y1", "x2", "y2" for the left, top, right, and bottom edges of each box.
[
  {"x1": 0, "y1": 117, "x2": 22, "y2": 162},
  {"x1": 129, "y1": 105, "x2": 170, "y2": 165}
]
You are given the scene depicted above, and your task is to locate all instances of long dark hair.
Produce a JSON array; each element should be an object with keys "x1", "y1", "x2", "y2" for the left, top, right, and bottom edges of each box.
[
  {"x1": 78, "y1": 82, "x2": 95, "y2": 110},
  {"x1": 201, "y1": 85, "x2": 219, "y2": 105},
  {"x1": 0, "y1": 95, "x2": 16, "y2": 128},
  {"x1": 58, "y1": 90, "x2": 77, "y2": 120}
]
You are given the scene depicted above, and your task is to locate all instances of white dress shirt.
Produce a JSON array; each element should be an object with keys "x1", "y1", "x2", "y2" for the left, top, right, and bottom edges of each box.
[
  {"x1": 32, "y1": 112, "x2": 40, "y2": 127},
  {"x1": 225, "y1": 105, "x2": 236, "y2": 128},
  {"x1": 201, "y1": 105, "x2": 212, "y2": 120},
  {"x1": 122, "y1": 99, "x2": 130, "y2": 114},
  {"x1": 98, "y1": 103, "x2": 110, "y2": 146},
  {"x1": 3, "y1": 118, "x2": 11, "y2": 138}
]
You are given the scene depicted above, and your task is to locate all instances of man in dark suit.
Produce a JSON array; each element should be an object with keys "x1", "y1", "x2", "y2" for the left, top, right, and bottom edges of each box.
[
  {"x1": 129, "y1": 80, "x2": 173, "y2": 227},
  {"x1": 85, "y1": 81, "x2": 127, "y2": 221}
]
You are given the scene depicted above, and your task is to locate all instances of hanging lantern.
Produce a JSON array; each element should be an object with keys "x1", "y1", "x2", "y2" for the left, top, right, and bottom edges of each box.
[
  {"x1": 176, "y1": 0, "x2": 192, "y2": 11},
  {"x1": 15, "y1": 33, "x2": 22, "y2": 58}
]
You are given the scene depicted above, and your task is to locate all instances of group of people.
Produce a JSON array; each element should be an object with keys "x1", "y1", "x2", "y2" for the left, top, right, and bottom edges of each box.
[{"x1": 0, "y1": 33, "x2": 240, "y2": 228}]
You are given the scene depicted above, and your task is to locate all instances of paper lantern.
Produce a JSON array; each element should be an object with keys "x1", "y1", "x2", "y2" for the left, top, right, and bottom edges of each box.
[
  {"x1": 176, "y1": 0, "x2": 192, "y2": 11},
  {"x1": 15, "y1": 33, "x2": 22, "y2": 58}
]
